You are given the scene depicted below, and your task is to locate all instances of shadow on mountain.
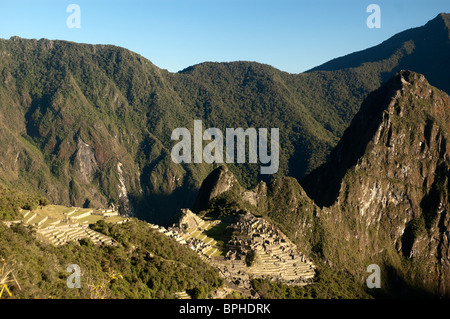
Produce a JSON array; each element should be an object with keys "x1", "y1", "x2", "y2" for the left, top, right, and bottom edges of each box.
[
  {"x1": 301, "y1": 74, "x2": 403, "y2": 207},
  {"x1": 368, "y1": 264, "x2": 441, "y2": 299},
  {"x1": 288, "y1": 139, "x2": 314, "y2": 183},
  {"x1": 309, "y1": 13, "x2": 450, "y2": 96},
  {"x1": 131, "y1": 186, "x2": 199, "y2": 227},
  {"x1": 24, "y1": 94, "x2": 53, "y2": 140}
]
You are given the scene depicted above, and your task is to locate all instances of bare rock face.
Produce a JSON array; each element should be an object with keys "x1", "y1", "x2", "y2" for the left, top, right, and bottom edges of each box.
[
  {"x1": 74, "y1": 138, "x2": 98, "y2": 184},
  {"x1": 304, "y1": 71, "x2": 450, "y2": 296},
  {"x1": 178, "y1": 208, "x2": 204, "y2": 231},
  {"x1": 193, "y1": 165, "x2": 242, "y2": 212}
]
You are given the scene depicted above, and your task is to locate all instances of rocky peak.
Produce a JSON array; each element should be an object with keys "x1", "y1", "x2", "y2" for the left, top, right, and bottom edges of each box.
[
  {"x1": 430, "y1": 13, "x2": 450, "y2": 38},
  {"x1": 303, "y1": 70, "x2": 450, "y2": 207},
  {"x1": 302, "y1": 70, "x2": 450, "y2": 296},
  {"x1": 192, "y1": 165, "x2": 242, "y2": 212}
]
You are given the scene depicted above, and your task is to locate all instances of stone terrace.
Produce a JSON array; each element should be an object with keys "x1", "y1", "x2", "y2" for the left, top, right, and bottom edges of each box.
[
  {"x1": 225, "y1": 211, "x2": 315, "y2": 286},
  {"x1": 155, "y1": 209, "x2": 316, "y2": 297},
  {"x1": 150, "y1": 209, "x2": 222, "y2": 259},
  {"x1": 18, "y1": 205, "x2": 128, "y2": 247},
  {"x1": 36, "y1": 224, "x2": 117, "y2": 246}
]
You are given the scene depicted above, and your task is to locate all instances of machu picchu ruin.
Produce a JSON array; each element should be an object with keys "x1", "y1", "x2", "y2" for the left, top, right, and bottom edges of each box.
[
  {"x1": 227, "y1": 211, "x2": 315, "y2": 285},
  {"x1": 149, "y1": 209, "x2": 222, "y2": 259},
  {"x1": 154, "y1": 208, "x2": 316, "y2": 297},
  {"x1": 3, "y1": 205, "x2": 129, "y2": 247},
  {"x1": 2, "y1": 201, "x2": 316, "y2": 298}
]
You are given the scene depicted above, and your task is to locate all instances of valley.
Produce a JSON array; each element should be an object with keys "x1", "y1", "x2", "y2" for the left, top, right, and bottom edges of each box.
[
  {"x1": 0, "y1": 13, "x2": 449, "y2": 226},
  {"x1": 0, "y1": 12, "x2": 450, "y2": 299}
]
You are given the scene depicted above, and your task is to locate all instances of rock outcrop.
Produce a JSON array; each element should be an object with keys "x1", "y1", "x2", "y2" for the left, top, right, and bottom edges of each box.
[
  {"x1": 74, "y1": 138, "x2": 99, "y2": 184},
  {"x1": 195, "y1": 71, "x2": 450, "y2": 297},
  {"x1": 304, "y1": 71, "x2": 450, "y2": 296},
  {"x1": 178, "y1": 208, "x2": 205, "y2": 231},
  {"x1": 193, "y1": 165, "x2": 242, "y2": 212}
]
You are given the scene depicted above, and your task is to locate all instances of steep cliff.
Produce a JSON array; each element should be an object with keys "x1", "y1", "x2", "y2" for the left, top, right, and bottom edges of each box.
[
  {"x1": 195, "y1": 71, "x2": 450, "y2": 297},
  {"x1": 192, "y1": 165, "x2": 242, "y2": 212},
  {"x1": 304, "y1": 70, "x2": 450, "y2": 296},
  {"x1": 1, "y1": 13, "x2": 450, "y2": 226}
]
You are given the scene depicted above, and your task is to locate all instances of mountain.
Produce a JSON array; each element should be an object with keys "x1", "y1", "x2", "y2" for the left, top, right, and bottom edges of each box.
[
  {"x1": 0, "y1": 14, "x2": 448, "y2": 225},
  {"x1": 195, "y1": 71, "x2": 450, "y2": 297},
  {"x1": 3, "y1": 69, "x2": 448, "y2": 299},
  {"x1": 302, "y1": 70, "x2": 450, "y2": 296},
  {"x1": 0, "y1": 38, "x2": 365, "y2": 224},
  {"x1": 309, "y1": 13, "x2": 450, "y2": 95},
  {"x1": 0, "y1": 216, "x2": 223, "y2": 299}
]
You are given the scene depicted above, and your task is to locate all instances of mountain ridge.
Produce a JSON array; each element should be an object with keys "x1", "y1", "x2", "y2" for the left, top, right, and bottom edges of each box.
[
  {"x1": 308, "y1": 13, "x2": 450, "y2": 94},
  {"x1": 0, "y1": 13, "x2": 449, "y2": 225},
  {"x1": 195, "y1": 70, "x2": 450, "y2": 297},
  {"x1": 304, "y1": 70, "x2": 450, "y2": 296}
]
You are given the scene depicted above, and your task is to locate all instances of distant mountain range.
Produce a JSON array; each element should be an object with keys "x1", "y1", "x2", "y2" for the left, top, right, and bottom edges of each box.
[
  {"x1": 309, "y1": 13, "x2": 450, "y2": 94},
  {"x1": 0, "y1": 13, "x2": 448, "y2": 227}
]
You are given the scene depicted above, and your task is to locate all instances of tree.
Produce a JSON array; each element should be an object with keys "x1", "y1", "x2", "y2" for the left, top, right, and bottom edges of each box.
[{"x1": 39, "y1": 197, "x2": 49, "y2": 206}]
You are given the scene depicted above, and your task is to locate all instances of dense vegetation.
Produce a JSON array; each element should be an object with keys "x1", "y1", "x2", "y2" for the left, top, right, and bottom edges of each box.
[
  {"x1": 0, "y1": 219, "x2": 222, "y2": 299},
  {"x1": 260, "y1": 72, "x2": 450, "y2": 298},
  {"x1": 0, "y1": 186, "x2": 49, "y2": 220},
  {"x1": 1, "y1": 13, "x2": 448, "y2": 224},
  {"x1": 1, "y1": 13, "x2": 450, "y2": 300},
  {"x1": 251, "y1": 263, "x2": 371, "y2": 299}
]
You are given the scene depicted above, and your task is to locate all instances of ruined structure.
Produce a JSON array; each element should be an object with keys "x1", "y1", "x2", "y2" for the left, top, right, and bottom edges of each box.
[
  {"x1": 223, "y1": 211, "x2": 315, "y2": 285},
  {"x1": 13, "y1": 206, "x2": 128, "y2": 247},
  {"x1": 155, "y1": 208, "x2": 316, "y2": 297}
]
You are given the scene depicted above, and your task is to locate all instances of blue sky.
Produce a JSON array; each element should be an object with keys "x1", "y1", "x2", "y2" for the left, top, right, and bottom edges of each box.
[{"x1": 0, "y1": 0, "x2": 449, "y2": 73}]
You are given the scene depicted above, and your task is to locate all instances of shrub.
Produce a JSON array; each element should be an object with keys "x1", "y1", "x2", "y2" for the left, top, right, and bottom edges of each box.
[{"x1": 38, "y1": 197, "x2": 49, "y2": 206}]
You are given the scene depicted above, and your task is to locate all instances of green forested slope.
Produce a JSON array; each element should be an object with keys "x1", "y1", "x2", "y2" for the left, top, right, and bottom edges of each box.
[
  {"x1": 0, "y1": 218, "x2": 222, "y2": 299},
  {"x1": 0, "y1": 13, "x2": 448, "y2": 224}
]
